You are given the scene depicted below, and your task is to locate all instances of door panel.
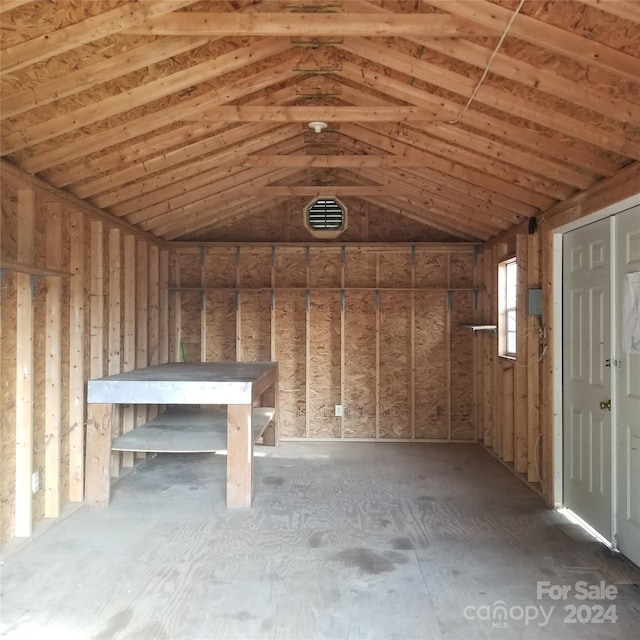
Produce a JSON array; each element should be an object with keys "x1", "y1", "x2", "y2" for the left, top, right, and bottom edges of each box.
[
  {"x1": 615, "y1": 205, "x2": 640, "y2": 567},
  {"x1": 563, "y1": 218, "x2": 612, "y2": 540}
]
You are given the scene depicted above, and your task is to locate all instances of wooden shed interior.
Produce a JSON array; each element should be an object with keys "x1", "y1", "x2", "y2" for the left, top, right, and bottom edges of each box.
[{"x1": 1, "y1": 0, "x2": 640, "y2": 558}]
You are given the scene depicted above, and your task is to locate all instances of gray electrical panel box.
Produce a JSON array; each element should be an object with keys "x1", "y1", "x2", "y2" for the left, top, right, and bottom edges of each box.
[{"x1": 526, "y1": 288, "x2": 543, "y2": 316}]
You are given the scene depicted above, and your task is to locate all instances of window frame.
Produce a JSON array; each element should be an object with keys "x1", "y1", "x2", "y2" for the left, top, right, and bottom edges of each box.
[{"x1": 498, "y1": 257, "x2": 517, "y2": 358}]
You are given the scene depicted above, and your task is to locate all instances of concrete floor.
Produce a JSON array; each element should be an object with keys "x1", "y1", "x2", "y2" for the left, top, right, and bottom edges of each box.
[{"x1": 1, "y1": 442, "x2": 639, "y2": 640}]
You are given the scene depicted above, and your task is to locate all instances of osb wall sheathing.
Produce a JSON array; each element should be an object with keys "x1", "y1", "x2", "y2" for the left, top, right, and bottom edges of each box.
[
  {"x1": 180, "y1": 291, "x2": 202, "y2": 362},
  {"x1": 0, "y1": 166, "x2": 168, "y2": 544},
  {"x1": 275, "y1": 291, "x2": 306, "y2": 438},
  {"x1": 171, "y1": 243, "x2": 478, "y2": 442},
  {"x1": 205, "y1": 292, "x2": 235, "y2": 362},
  {"x1": 379, "y1": 291, "x2": 412, "y2": 438},
  {"x1": 240, "y1": 291, "x2": 271, "y2": 361},
  {"x1": 309, "y1": 291, "x2": 341, "y2": 438},
  {"x1": 343, "y1": 292, "x2": 376, "y2": 439},
  {"x1": 274, "y1": 248, "x2": 306, "y2": 288},
  {"x1": 414, "y1": 292, "x2": 448, "y2": 439},
  {"x1": 451, "y1": 291, "x2": 476, "y2": 440}
]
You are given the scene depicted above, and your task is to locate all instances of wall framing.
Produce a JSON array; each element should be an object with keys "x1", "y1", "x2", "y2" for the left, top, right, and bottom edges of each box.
[
  {"x1": 169, "y1": 243, "x2": 478, "y2": 442},
  {"x1": 0, "y1": 166, "x2": 167, "y2": 544}
]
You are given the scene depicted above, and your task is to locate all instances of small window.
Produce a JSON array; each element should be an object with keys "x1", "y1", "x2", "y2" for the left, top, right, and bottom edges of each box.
[
  {"x1": 498, "y1": 258, "x2": 517, "y2": 357},
  {"x1": 304, "y1": 197, "x2": 347, "y2": 239}
]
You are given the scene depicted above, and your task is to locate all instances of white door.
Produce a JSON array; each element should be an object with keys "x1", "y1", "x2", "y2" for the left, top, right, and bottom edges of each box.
[
  {"x1": 563, "y1": 218, "x2": 612, "y2": 541},
  {"x1": 614, "y1": 206, "x2": 640, "y2": 566}
]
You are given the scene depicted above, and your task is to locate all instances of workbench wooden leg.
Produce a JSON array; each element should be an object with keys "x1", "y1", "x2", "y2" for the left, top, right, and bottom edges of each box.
[
  {"x1": 261, "y1": 379, "x2": 279, "y2": 446},
  {"x1": 85, "y1": 403, "x2": 114, "y2": 506},
  {"x1": 227, "y1": 404, "x2": 253, "y2": 508}
]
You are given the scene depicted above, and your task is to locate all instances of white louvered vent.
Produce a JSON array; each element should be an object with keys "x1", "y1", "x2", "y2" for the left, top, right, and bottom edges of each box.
[{"x1": 304, "y1": 196, "x2": 347, "y2": 238}]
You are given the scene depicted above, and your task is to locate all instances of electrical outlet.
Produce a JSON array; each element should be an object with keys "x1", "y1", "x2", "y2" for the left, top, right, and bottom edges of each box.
[
  {"x1": 31, "y1": 471, "x2": 40, "y2": 494},
  {"x1": 335, "y1": 404, "x2": 343, "y2": 417}
]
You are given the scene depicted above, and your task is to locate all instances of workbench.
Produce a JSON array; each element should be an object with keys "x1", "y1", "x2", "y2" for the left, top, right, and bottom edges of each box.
[{"x1": 85, "y1": 362, "x2": 278, "y2": 508}]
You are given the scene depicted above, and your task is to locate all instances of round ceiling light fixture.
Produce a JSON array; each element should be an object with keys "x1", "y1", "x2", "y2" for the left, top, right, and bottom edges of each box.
[{"x1": 308, "y1": 121, "x2": 328, "y2": 134}]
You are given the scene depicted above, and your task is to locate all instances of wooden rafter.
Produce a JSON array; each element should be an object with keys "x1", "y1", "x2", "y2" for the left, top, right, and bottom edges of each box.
[
  {"x1": 114, "y1": 132, "x2": 304, "y2": 224},
  {"x1": 411, "y1": 36, "x2": 640, "y2": 125},
  {"x1": 99, "y1": 130, "x2": 300, "y2": 214},
  {"x1": 575, "y1": 0, "x2": 640, "y2": 23},
  {"x1": 336, "y1": 64, "x2": 621, "y2": 176},
  {"x1": 21, "y1": 58, "x2": 301, "y2": 174},
  {"x1": 338, "y1": 38, "x2": 640, "y2": 160},
  {"x1": 336, "y1": 138, "x2": 537, "y2": 218},
  {"x1": 138, "y1": 167, "x2": 289, "y2": 229},
  {"x1": 425, "y1": 0, "x2": 640, "y2": 83},
  {"x1": 356, "y1": 166, "x2": 523, "y2": 224},
  {"x1": 354, "y1": 0, "x2": 640, "y2": 124},
  {"x1": 347, "y1": 169, "x2": 522, "y2": 231},
  {"x1": 0, "y1": 37, "x2": 211, "y2": 121},
  {"x1": 339, "y1": 122, "x2": 554, "y2": 210},
  {"x1": 77, "y1": 121, "x2": 295, "y2": 201},
  {"x1": 0, "y1": 0, "x2": 197, "y2": 75},
  {"x1": 1, "y1": 1, "x2": 638, "y2": 242},
  {"x1": 349, "y1": 122, "x2": 574, "y2": 201},
  {"x1": 46, "y1": 84, "x2": 303, "y2": 192},
  {"x1": 146, "y1": 168, "x2": 296, "y2": 237},
  {"x1": 3, "y1": 38, "x2": 292, "y2": 154}
]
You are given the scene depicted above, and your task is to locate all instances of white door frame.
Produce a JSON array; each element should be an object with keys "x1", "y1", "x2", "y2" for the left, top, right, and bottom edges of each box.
[{"x1": 552, "y1": 193, "x2": 640, "y2": 548}]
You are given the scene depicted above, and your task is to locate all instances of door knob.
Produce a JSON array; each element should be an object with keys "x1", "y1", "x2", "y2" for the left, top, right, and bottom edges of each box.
[{"x1": 599, "y1": 399, "x2": 611, "y2": 411}]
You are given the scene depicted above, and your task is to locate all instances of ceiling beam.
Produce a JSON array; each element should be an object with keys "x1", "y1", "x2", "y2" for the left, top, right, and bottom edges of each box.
[
  {"x1": 195, "y1": 106, "x2": 437, "y2": 122},
  {"x1": 425, "y1": 0, "x2": 640, "y2": 83},
  {"x1": 128, "y1": 13, "x2": 482, "y2": 37},
  {"x1": 257, "y1": 185, "x2": 402, "y2": 196},
  {"x1": 0, "y1": 0, "x2": 197, "y2": 75},
  {"x1": 274, "y1": 163, "x2": 519, "y2": 232},
  {"x1": 221, "y1": 155, "x2": 419, "y2": 168}
]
